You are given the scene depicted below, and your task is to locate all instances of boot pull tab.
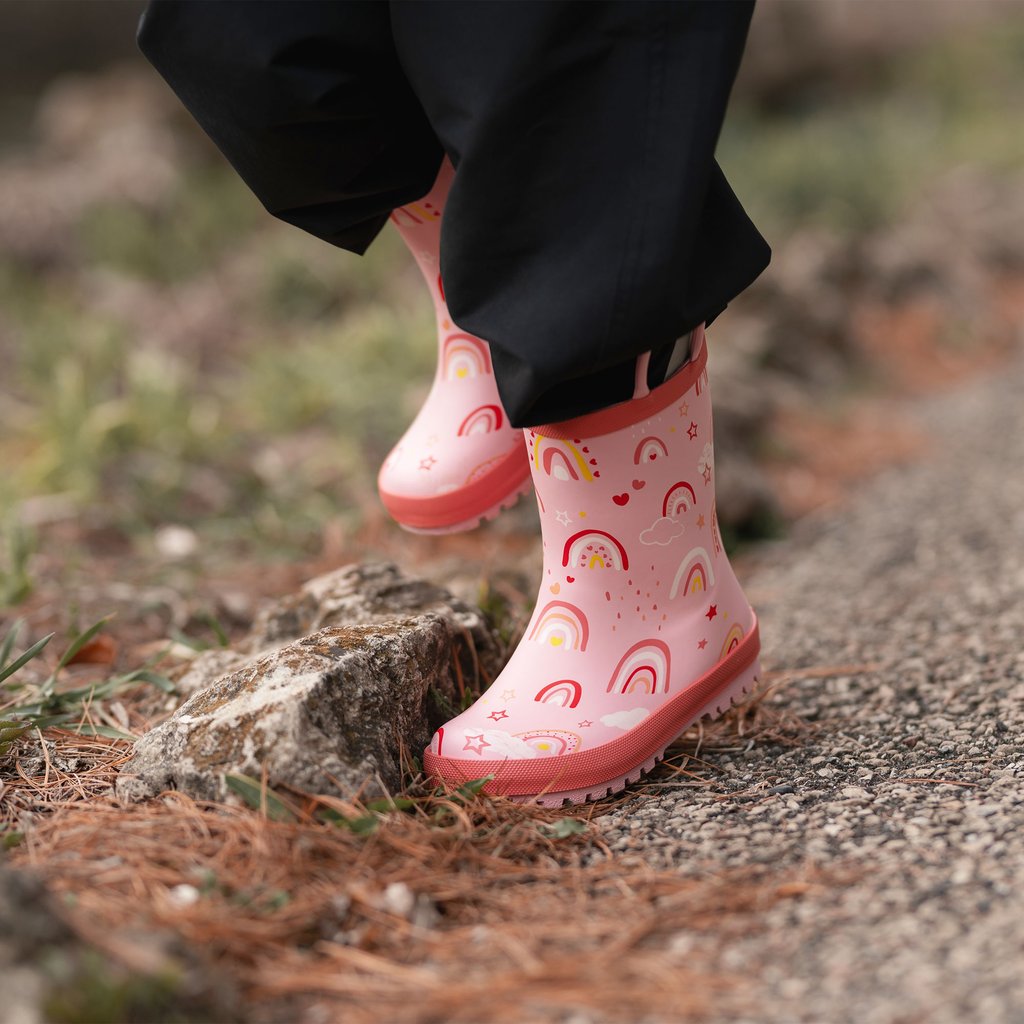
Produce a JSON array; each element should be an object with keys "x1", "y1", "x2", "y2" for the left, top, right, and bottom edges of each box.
[{"x1": 632, "y1": 351, "x2": 652, "y2": 400}]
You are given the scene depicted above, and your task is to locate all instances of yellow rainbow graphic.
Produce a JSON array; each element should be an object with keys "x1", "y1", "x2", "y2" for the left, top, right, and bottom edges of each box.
[
  {"x1": 719, "y1": 624, "x2": 744, "y2": 659},
  {"x1": 669, "y1": 546, "x2": 716, "y2": 599},
  {"x1": 528, "y1": 601, "x2": 589, "y2": 651},
  {"x1": 441, "y1": 334, "x2": 492, "y2": 380},
  {"x1": 562, "y1": 530, "x2": 628, "y2": 571},
  {"x1": 390, "y1": 202, "x2": 441, "y2": 228},
  {"x1": 531, "y1": 434, "x2": 595, "y2": 482},
  {"x1": 514, "y1": 730, "x2": 582, "y2": 756}
]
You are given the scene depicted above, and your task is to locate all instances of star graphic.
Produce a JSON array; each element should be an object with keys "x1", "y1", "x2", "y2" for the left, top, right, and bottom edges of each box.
[
  {"x1": 463, "y1": 734, "x2": 491, "y2": 755},
  {"x1": 488, "y1": 710, "x2": 509, "y2": 721},
  {"x1": 687, "y1": 422, "x2": 699, "y2": 440},
  {"x1": 696, "y1": 514, "x2": 706, "y2": 529},
  {"x1": 501, "y1": 689, "x2": 516, "y2": 702},
  {"x1": 678, "y1": 401, "x2": 689, "y2": 417},
  {"x1": 578, "y1": 720, "x2": 593, "y2": 728},
  {"x1": 555, "y1": 510, "x2": 572, "y2": 526},
  {"x1": 705, "y1": 604, "x2": 718, "y2": 621},
  {"x1": 702, "y1": 464, "x2": 712, "y2": 485},
  {"x1": 419, "y1": 455, "x2": 437, "y2": 471},
  {"x1": 697, "y1": 638, "x2": 708, "y2": 650}
]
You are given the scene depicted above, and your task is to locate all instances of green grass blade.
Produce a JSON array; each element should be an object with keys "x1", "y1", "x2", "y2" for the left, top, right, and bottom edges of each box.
[
  {"x1": 224, "y1": 773, "x2": 296, "y2": 822},
  {"x1": 539, "y1": 818, "x2": 588, "y2": 839},
  {"x1": 57, "y1": 618, "x2": 112, "y2": 671},
  {"x1": 0, "y1": 632, "x2": 54, "y2": 686},
  {"x1": 22, "y1": 712, "x2": 75, "y2": 730},
  {"x1": 127, "y1": 669, "x2": 177, "y2": 693},
  {"x1": 0, "y1": 619, "x2": 25, "y2": 670},
  {"x1": 454, "y1": 775, "x2": 495, "y2": 801},
  {"x1": 73, "y1": 723, "x2": 138, "y2": 741},
  {"x1": 0, "y1": 719, "x2": 33, "y2": 750},
  {"x1": 363, "y1": 796, "x2": 416, "y2": 814}
]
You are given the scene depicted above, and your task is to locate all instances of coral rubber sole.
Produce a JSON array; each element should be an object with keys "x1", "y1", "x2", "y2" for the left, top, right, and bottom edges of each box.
[
  {"x1": 425, "y1": 618, "x2": 761, "y2": 805},
  {"x1": 514, "y1": 658, "x2": 761, "y2": 807},
  {"x1": 379, "y1": 444, "x2": 532, "y2": 534},
  {"x1": 398, "y1": 476, "x2": 533, "y2": 536}
]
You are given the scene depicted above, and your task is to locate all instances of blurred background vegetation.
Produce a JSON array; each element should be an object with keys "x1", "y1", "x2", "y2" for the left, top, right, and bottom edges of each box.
[{"x1": 0, "y1": 0, "x2": 1022, "y2": 623}]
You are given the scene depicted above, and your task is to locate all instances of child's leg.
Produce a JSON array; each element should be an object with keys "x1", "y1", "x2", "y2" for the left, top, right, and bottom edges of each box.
[
  {"x1": 426, "y1": 326, "x2": 762, "y2": 804},
  {"x1": 140, "y1": 2, "x2": 768, "y2": 801},
  {"x1": 379, "y1": 160, "x2": 531, "y2": 533},
  {"x1": 138, "y1": 0, "x2": 444, "y2": 254},
  {"x1": 139, "y1": 1, "x2": 769, "y2": 428}
]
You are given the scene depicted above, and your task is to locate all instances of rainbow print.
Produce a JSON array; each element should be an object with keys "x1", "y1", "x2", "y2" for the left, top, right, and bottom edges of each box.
[
  {"x1": 531, "y1": 434, "x2": 595, "y2": 482},
  {"x1": 457, "y1": 404, "x2": 504, "y2": 436},
  {"x1": 633, "y1": 436, "x2": 669, "y2": 465},
  {"x1": 606, "y1": 639, "x2": 672, "y2": 695},
  {"x1": 710, "y1": 501, "x2": 722, "y2": 556},
  {"x1": 514, "y1": 730, "x2": 582, "y2": 756},
  {"x1": 390, "y1": 202, "x2": 440, "y2": 228},
  {"x1": 534, "y1": 679, "x2": 583, "y2": 708},
  {"x1": 463, "y1": 449, "x2": 515, "y2": 484},
  {"x1": 669, "y1": 546, "x2": 716, "y2": 599},
  {"x1": 528, "y1": 601, "x2": 590, "y2": 651},
  {"x1": 562, "y1": 530, "x2": 629, "y2": 571},
  {"x1": 441, "y1": 334, "x2": 492, "y2": 380},
  {"x1": 719, "y1": 623, "x2": 745, "y2": 659},
  {"x1": 663, "y1": 481, "x2": 697, "y2": 518}
]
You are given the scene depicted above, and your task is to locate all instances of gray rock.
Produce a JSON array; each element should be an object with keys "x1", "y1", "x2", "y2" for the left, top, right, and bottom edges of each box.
[
  {"x1": 118, "y1": 564, "x2": 504, "y2": 803},
  {"x1": 174, "y1": 561, "x2": 502, "y2": 696}
]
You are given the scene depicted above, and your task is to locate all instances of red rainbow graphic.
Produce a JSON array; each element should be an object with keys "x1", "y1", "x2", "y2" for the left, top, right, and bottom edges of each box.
[
  {"x1": 606, "y1": 639, "x2": 672, "y2": 695},
  {"x1": 457, "y1": 404, "x2": 504, "y2": 436},
  {"x1": 533, "y1": 679, "x2": 583, "y2": 708},
  {"x1": 562, "y1": 530, "x2": 629, "y2": 571},
  {"x1": 663, "y1": 481, "x2": 697, "y2": 518},
  {"x1": 634, "y1": 436, "x2": 669, "y2": 465}
]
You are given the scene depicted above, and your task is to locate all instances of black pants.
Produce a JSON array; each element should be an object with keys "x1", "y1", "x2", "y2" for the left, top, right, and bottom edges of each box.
[{"x1": 138, "y1": 1, "x2": 769, "y2": 427}]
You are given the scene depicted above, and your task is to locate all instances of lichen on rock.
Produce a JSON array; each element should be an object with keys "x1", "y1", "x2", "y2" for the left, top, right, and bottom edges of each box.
[{"x1": 117, "y1": 564, "x2": 504, "y2": 803}]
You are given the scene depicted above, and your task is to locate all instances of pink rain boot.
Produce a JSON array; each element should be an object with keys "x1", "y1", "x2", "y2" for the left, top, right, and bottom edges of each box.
[
  {"x1": 424, "y1": 326, "x2": 762, "y2": 805},
  {"x1": 378, "y1": 160, "x2": 531, "y2": 533}
]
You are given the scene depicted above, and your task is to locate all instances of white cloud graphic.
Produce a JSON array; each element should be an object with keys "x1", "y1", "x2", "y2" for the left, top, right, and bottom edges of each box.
[
  {"x1": 640, "y1": 515, "x2": 686, "y2": 546},
  {"x1": 600, "y1": 707, "x2": 651, "y2": 731},
  {"x1": 698, "y1": 442, "x2": 714, "y2": 477},
  {"x1": 460, "y1": 729, "x2": 539, "y2": 758}
]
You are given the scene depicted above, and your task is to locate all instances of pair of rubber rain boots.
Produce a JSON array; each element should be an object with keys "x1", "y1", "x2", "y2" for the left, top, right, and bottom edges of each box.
[{"x1": 379, "y1": 165, "x2": 762, "y2": 806}]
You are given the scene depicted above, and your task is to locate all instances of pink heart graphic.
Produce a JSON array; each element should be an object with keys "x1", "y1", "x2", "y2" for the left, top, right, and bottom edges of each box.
[{"x1": 631, "y1": 479, "x2": 646, "y2": 490}]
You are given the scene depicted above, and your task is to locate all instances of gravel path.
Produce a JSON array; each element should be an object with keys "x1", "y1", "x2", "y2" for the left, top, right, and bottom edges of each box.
[{"x1": 598, "y1": 349, "x2": 1024, "y2": 1023}]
